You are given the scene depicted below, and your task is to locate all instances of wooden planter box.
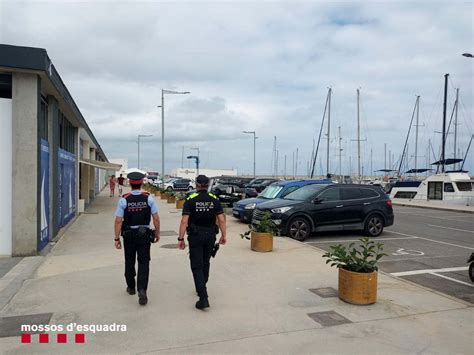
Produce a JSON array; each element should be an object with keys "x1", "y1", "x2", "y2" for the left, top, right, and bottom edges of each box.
[
  {"x1": 154, "y1": 191, "x2": 160, "y2": 197},
  {"x1": 176, "y1": 199, "x2": 185, "y2": 209},
  {"x1": 167, "y1": 196, "x2": 176, "y2": 204},
  {"x1": 250, "y1": 232, "x2": 273, "y2": 252},
  {"x1": 160, "y1": 193, "x2": 168, "y2": 200},
  {"x1": 338, "y1": 268, "x2": 377, "y2": 305}
]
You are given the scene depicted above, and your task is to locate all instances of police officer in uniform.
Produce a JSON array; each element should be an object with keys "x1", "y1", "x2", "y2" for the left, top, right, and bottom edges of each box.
[
  {"x1": 178, "y1": 175, "x2": 227, "y2": 310},
  {"x1": 114, "y1": 171, "x2": 160, "y2": 305}
]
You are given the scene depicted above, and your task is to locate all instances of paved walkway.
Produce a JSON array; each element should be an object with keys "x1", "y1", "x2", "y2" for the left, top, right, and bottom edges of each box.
[{"x1": 0, "y1": 189, "x2": 472, "y2": 354}]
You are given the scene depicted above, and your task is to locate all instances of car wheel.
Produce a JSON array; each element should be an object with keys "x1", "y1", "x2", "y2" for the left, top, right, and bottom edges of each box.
[
  {"x1": 167, "y1": 186, "x2": 173, "y2": 191},
  {"x1": 288, "y1": 217, "x2": 310, "y2": 241},
  {"x1": 469, "y1": 262, "x2": 474, "y2": 283},
  {"x1": 364, "y1": 214, "x2": 384, "y2": 237}
]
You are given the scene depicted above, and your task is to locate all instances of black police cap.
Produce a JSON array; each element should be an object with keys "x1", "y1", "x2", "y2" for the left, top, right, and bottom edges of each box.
[
  {"x1": 127, "y1": 171, "x2": 145, "y2": 183},
  {"x1": 196, "y1": 175, "x2": 209, "y2": 185}
]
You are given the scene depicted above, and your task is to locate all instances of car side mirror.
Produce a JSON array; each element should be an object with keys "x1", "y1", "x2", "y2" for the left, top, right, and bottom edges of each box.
[
  {"x1": 226, "y1": 186, "x2": 235, "y2": 194},
  {"x1": 313, "y1": 197, "x2": 322, "y2": 204}
]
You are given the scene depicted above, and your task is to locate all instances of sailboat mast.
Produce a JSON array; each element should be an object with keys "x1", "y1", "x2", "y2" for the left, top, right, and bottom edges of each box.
[
  {"x1": 414, "y1": 96, "x2": 420, "y2": 178},
  {"x1": 338, "y1": 126, "x2": 342, "y2": 182},
  {"x1": 454, "y1": 88, "x2": 459, "y2": 170},
  {"x1": 357, "y1": 88, "x2": 361, "y2": 182},
  {"x1": 441, "y1": 74, "x2": 449, "y2": 173},
  {"x1": 327, "y1": 88, "x2": 332, "y2": 177}
]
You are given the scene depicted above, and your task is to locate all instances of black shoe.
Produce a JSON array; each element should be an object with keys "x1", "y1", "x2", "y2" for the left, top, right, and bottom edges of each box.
[
  {"x1": 126, "y1": 287, "x2": 136, "y2": 295},
  {"x1": 138, "y1": 290, "x2": 148, "y2": 305},
  {"x1": 195, "y1": 298, "x2": 210, "y2": 310}
]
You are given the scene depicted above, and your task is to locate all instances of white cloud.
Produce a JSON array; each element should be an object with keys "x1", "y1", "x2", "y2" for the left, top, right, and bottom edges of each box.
[{"x1": 1, "y1": 0, "x2": 472, "y2": 175}]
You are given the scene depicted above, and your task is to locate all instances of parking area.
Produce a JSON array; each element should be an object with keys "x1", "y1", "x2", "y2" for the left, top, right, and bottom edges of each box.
[{"x1": 304, "y1": 205, "x2": 474, "y2": 304}]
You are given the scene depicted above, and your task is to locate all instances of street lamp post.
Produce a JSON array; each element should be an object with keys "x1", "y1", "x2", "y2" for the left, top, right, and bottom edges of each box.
[
  {"x1": 243, "y1": 131, "x2": 257, "y2": 177},
  {"x1": 137, "y1": 134, "x2": 153, "y2": 169},
  {"x1": 161, "y1": 89, "x2": 190, "y2": 188},
  {"x1": 191, "y1": 147, "x2": 200, "y2": 175}
]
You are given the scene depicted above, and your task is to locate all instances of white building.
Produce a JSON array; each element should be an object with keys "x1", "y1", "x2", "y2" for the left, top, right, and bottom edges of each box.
[
  {"x1": 171, "y1": 168, "x2": 238, "y2": 180},
  {"x1": 109, "y1": 158, "x2": 128, "y2": 177}
]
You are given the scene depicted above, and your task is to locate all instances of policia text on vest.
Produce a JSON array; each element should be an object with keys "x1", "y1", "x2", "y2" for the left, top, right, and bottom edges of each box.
[
  {"x1": 114, "y1": 172, "x2": 160, "y2": 306},
  {"x1": 178, "y1": 175, "x2": 227, "y2": 310}
]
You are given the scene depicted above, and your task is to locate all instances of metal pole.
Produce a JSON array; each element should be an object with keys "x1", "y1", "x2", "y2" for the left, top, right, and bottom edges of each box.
[
  {"x1": 161, "y1": 90, "x2": 165, "y2": 188},
  {"x1": 441, "y1": 74, "x2": 449, "y2": 173},
  {"x1": 284, "y1": 155, "x2": 287, "y2": 179},
  {"x1": 370, "y1": 148, "x2": 373, "y2": 180},
  {"x1": 327, "y1": 88, "x2": 331, "y2": 176},
  {"x1": 137, "y1": 135, "x2": 140, "y2": 169},
  {"x1": 357, "y1": 88, "x2": 361, "y2": 182},
  {"x1": 295, "y1": 148, "x2": 299, "y2": 177},
  {"x1": 384, "y1": 143, "x2": 387, "y2": 170},
  {"x1": 454, "y1": 88, "x2": 459, "y2": 170}
]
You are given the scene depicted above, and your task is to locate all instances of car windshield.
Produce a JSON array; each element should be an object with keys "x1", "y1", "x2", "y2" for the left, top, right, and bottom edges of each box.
[
  {"x1": 259, "y1": 185, "x2": 283, "y2": 199},
  {"x1": 284, "y1": 184, "x2": 327, "y2": 201},
  {"x1": 248, "y1": 179, "x2": 266, "y2": 186},
  {"x1": 456, "y1": 181, "x2": 472, "y2": 191}
]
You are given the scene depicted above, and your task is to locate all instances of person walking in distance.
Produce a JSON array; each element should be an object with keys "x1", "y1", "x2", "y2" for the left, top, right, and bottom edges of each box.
[
  {"x1": 114, "y1": 171, "x2": 160, "y2": 305},
  {"x1": 109, "y1": 175, "x2": 117, "y2": 197},
  {"x1": 178, "y1": 175, "x2": 227, "y2": 310},
  {"x1": 117, "y1": 174, "x2": 125, "y2": 196}
]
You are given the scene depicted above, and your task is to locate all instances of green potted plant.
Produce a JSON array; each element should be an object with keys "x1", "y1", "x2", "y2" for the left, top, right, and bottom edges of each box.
[
  {"x1": 322, "y1": 237, "x2": 387, "y2": 305},
  {"x1": 175, "y1": 192, "x2": 186, "y2": 209},
  {"x1": 240, "y1": 211, "x2": 279, "y2": 252},
  {"x1": 160, "y1": 187, "x2": 168, "y2": 200}
]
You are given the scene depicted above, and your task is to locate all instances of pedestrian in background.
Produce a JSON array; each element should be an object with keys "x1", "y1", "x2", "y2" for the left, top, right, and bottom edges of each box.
[
  {"x1": 178, "y1": 175, "x2": 227, "y2": 310},
  {"x1": 117, "y1": 174, "x2": 125, "y2": 196},
  {"x1": 109, "y1": 175, "x2": 116, "y2": 197},
  {"x1": 114, "y1": 171, "x2": 160, "y2": 305}
]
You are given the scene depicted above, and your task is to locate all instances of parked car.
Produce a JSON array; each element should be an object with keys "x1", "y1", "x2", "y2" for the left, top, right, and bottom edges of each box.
[
  {"x1": 170, "y1": 178, "x2": 194, "y2": 191},
  {"x1": 252, "y1": 184, "x2": 394, "y2": 241},
  {"x1": 233, "y1": 179, "x2": 332, "y2": 222},
  {"x1": 244, "y1": 178, "x2": 280, "y2": 198}
]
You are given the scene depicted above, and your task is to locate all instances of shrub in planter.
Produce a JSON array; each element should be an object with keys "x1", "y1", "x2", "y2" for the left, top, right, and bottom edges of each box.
[
  {"x1": 167, "y1": 191, "x2": 176, "y2": 204},
  {"x1": 175, "y1": 192, "x2": 186, "y2": 209},
  {"x1": 240, "y1": 211, "x2": 279, "y2": 252},
  {"x1": 322, "y1": 237, "x2": 387, "y2": 305}
]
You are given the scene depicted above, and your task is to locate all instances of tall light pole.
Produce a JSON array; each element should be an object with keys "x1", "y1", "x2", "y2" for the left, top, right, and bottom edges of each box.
[
  {"x1": 161, "y1": 89, "x2": 190, "y2": 188},
  {"x1": 191, "y1": 147, "x2": 200, "y2": 175},
  {"x1": 137, "y1": 134, "x2": 153, "y2": 169},
  {"x1": 243, "y1": 131, "x2": 257, "y2": 177}
]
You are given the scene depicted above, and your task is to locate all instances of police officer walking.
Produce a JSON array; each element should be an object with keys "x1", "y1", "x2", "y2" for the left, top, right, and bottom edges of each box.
[
  {"x1": 114, "y1": 171, "x2": 160, "y2": 305},
  {"x1": 178, "y1": 175, "x2": 227, "y2": 310}
]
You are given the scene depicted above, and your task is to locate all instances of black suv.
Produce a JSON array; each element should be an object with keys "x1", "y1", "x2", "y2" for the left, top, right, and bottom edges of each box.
[{"x1": 252, "y1": 184, "x2": 394, "y2": 241}]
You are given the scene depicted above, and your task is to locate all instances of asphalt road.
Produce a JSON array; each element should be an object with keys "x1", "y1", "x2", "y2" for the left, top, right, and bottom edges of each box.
[{"x1": 304, "y1": 205, "x2": 474, "y2": 304}]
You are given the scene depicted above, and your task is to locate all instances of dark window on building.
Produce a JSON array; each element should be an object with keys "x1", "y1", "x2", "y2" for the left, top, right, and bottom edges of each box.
[
  {"x1": 58, "y1": 111, "x2": 76, "y2": 153},
  {"x1": 39, "y1": 97, "x2": 48, "y2": 140},
  {"x1": 0, "y1": 73, "x2": 12, "y2": 99}
]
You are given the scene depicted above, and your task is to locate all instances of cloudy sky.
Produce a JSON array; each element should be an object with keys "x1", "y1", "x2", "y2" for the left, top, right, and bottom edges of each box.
[{"x1": 1, "y1": 0, "x2": 472, "y2": 176}]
